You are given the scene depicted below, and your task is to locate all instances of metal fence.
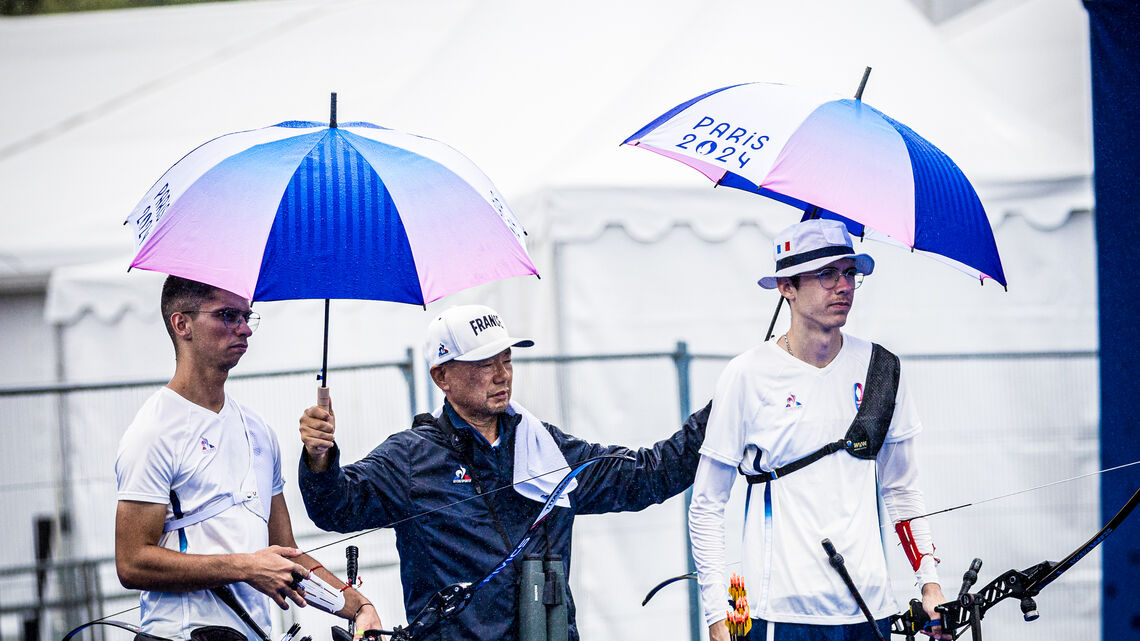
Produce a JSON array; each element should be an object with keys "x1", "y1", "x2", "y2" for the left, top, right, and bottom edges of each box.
[{"x1": 0, "y1": 346, "x2": 1101, "y2": 641}]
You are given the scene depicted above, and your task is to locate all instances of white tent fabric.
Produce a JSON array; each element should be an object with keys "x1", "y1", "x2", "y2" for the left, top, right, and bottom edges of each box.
[
  {"x1": 0, "y1": 0, "x2": 1102, "y2": 639},
  {"x1": 1, "y1": 0, "x2": 1091, "y2": 286}
]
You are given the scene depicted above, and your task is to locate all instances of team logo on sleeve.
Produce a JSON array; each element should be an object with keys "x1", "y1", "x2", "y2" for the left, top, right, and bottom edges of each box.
[
  {"x1": 453, "y1": 466, "x2": 472, "y2": 483},
  {"x1": 853, "y1": 382, "x2": 864, "y2": 410}
]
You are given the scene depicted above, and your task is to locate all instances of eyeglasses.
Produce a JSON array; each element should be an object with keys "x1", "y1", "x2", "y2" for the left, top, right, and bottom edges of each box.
[
  {"x1": 800, "y1": 267, "x2": 864, "y2": 290},
  {"x1": 181, "y1": 308, "x2": 260, "y2": 332}
]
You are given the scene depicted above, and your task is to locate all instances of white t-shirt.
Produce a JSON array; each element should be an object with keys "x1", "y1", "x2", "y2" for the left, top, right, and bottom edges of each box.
[
  {"x1": 116, "y1": 387, "x2": 285, "y2": 640},
  {"x1": 699, "y1": 334, "x2": 921, "y2": 625}
]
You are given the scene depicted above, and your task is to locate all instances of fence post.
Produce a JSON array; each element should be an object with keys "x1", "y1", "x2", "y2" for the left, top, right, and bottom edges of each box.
[
  {"x1": 401, "y1": 347, "x2": 417, "y2": 420},
  {"x1": 672, "y1": 341, "x2": 699, "y2": 641},
  {"x1": 53, "y1": 323, "x2": 82, "y2": 635}
]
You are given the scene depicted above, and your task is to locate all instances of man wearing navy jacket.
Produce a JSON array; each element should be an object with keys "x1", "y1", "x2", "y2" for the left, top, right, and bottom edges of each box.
[{"x1": 298, "y1": 304, "x2": 708, "y2": 641}]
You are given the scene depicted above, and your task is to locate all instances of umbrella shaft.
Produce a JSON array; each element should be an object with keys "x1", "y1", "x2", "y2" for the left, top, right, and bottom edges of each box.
[{"x1": 322, "y1": 298, "x2": 330, "y2": 385}]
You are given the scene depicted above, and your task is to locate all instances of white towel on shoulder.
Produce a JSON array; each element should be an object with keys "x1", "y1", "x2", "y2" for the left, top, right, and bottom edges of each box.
[{"x1": 507, "y1": 401, "x2": 576, "y2": 507}]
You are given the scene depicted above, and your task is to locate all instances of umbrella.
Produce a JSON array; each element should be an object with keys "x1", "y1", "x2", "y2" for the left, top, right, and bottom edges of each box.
[
  {"x1": 125, "y1": 95, "x2": 538, "y2": 403},
  {"x1": 622, "y1": 69, "x2": 1007, "y2": 290}
]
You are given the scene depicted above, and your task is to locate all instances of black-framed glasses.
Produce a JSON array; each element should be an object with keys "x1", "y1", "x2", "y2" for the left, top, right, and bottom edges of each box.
[
  {"x1": 801, "y1": 267, "x2": 864, "y2": 290},
  {"x1": 181, "y1": 308, "x2": 260, "y2": 332}
]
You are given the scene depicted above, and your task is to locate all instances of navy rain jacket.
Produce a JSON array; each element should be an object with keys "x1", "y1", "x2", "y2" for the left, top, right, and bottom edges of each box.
[{"x1": 299, "y1": 401, "x2": 710, "y2": 641}]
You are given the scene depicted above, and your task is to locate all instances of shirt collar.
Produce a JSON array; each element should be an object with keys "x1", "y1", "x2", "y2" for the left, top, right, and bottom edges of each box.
[{"x1": 442, "y1": 401, "x2": 521, "y2": 448}]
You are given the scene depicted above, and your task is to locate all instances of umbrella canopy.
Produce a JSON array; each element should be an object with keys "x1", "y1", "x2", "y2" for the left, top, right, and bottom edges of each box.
[
  {"x1": 622, "y1": 81, "x2": 1006, "y2": 287},
  {"x1": 126, "y1": 120, "x2": 538, "y2": 305}
]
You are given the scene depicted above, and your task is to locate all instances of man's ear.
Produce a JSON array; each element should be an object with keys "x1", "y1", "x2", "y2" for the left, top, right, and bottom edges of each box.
[
  {"x1": 170, "y1": 311, "x2": 193, "y2": 341},
  {"x1": 777, "y1": 277, "x2": 796, "y2": 302},
  {"x1": 429, "y1": 364, "x2": 448, "y2": 391}
]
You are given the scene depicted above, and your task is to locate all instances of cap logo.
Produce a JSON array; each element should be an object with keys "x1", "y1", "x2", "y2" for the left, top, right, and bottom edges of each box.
[
  {"x1": 438, "y1": 343, "x2": 449, "y2": 357},
  {"x1": 775, "y1": 245, "x2": 853, "y2": 271},
  {"x1": 469, "y1": 314, "x2": 503, "y2": 336}
]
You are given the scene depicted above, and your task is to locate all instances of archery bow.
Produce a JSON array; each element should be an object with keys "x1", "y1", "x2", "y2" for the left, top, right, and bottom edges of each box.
[
  {"x1": 642, "y1": 460, "x2": 1140, "y2": 609},
  {"x1": 379, "y1": 453, "x2": 634, "y2": 641},
  {"x1": 890, "y1": 485, "x2": 1140, "y2": 640}
]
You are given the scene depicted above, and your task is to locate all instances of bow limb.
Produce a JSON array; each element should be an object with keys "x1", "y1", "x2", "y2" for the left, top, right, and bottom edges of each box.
[
  {"x1": 641, "y1": 572, "x2": 696, "y2": 606},
  {"x1": 62, "y1": 620, "x2": 169, "y2": 641}
]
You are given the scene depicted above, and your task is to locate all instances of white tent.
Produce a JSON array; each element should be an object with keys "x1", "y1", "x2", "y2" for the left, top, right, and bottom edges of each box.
[{"x1": 0, "y1": 0, "x2": 1101, "y2": 639}]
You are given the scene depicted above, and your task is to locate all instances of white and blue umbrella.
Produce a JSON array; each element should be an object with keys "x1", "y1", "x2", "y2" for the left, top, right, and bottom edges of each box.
[
  {"x1": 623, "y1": 80, "x2": 1006, "y2": 287},
  {"x1": 125, "y1": 98, "x2": 538, "y2": 386},
  {"x1": 127, "y1": 120, "x2": 536, "y2": 303}
]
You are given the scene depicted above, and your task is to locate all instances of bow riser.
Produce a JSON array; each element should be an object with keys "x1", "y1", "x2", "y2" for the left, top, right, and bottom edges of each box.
[{"x1": 891, "y1": 486, "x2": 1140, "y2": 640}]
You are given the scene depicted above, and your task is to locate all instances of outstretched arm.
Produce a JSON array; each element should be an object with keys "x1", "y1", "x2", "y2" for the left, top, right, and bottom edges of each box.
[{"x1": 570, "y1": 401, "x2": 711, "y2": 514}]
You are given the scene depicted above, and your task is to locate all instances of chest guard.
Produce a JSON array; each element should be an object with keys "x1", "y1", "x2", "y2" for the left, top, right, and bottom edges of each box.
[{"x1": 743, "y1": 343, "x2": 900, "y2": 484}]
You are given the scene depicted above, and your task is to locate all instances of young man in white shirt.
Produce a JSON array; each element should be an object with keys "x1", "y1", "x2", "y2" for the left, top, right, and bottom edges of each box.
[
  {"x1": 115, "y1": 276, "x2": 382, "y2": 640},
  {"x1": 689, "y1": 219, "x2": 949, "y2": 641}
]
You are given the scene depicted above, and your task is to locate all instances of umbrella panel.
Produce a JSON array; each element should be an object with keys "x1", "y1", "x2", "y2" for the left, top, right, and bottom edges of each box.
[{"x1": 255, "y1": 129, "x2": 423, "y2": 304}]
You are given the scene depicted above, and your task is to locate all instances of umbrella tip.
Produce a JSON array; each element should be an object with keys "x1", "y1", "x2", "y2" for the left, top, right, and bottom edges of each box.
[
  {"x1": 854, "y1": 67, "x2": 872, "y2": 101},
  {"x1": 330, "y1": 92, "x2": 338, "y2": 128}
]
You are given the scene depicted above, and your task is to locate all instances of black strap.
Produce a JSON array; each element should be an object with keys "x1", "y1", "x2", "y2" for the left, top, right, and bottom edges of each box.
[
  {"x1": 845, "y1": 343, "x2": 900, "y2": 460},
  {"x1": 745, "y1": 439, "x2": 847, "y2": 483},
  {"x1": 423, "y1": 410, "x2": 514, "y2": 551},
  {"x1": 745, "y1": 343, "x2": 900, "y2": 484}
]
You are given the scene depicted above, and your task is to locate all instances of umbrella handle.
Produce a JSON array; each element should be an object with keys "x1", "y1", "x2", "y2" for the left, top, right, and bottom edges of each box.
[{"x1": 318, "y1": 386, "x2": 331, "y2": 411}]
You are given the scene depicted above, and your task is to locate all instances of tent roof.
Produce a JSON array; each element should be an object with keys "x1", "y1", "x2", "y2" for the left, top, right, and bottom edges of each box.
[{"x1": 1, "y1": 0, "x2": 1092, "y2": 284}]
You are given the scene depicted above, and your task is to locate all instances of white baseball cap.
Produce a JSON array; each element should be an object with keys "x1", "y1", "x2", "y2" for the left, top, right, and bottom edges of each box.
[
  {"x1": 423, "y1": 304, "x2": 534, "y2": 367},
  {"x1": 758, "y1": 219, "x2": 875, "y2": 289}
]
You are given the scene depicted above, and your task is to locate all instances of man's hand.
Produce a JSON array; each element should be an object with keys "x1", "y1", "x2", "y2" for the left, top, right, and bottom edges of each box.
[
  {"x1": 707, "y1": 620, "x2": 730, "y2": 641},
  {"x1": 920, "y1": 582, "x2": 952, "y2": 639},
  {"x1": 352, "y1": 603, "x2": 383, "y2": 640},
  {"x1": 300, "y1": 404, "x2": 336, "y2": 472},
  {"x1": 240, "y1": 545, "x2": 309, "y2": 610}
]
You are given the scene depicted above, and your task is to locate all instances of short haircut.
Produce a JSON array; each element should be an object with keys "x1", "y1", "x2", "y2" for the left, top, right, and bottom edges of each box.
[{"x1": 160, "y1": 276, "x2": 224, "y2": 349}]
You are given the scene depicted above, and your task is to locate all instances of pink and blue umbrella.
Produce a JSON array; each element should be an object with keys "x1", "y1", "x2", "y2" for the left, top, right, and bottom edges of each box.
[
  {"x1": 127, "y1": 118, "x2": 536, "y2": 305},
  {"x1": 125, "y1": 100, "x2": 538, "y2": 389},
  {"x1": 623, "y1": 80, "x2": 1006, "y2": 287}
]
